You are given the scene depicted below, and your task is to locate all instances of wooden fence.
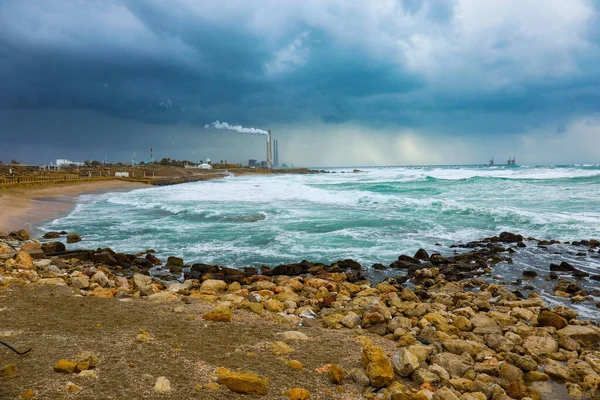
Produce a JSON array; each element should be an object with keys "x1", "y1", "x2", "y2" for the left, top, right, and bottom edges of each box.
[{"x1": 0, "y1": 175, "x2": 122, "y2": 188}]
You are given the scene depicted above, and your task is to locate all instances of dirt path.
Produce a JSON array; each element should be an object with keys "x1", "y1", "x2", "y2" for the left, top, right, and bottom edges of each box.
[{"x1": 0, "y1": 284, "x2": 394, "y2": 399}]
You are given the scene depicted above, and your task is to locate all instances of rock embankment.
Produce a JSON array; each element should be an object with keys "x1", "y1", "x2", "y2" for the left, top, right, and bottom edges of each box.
[{"x1": 1, "y1": 230, "x2": 600, "y2": 399}]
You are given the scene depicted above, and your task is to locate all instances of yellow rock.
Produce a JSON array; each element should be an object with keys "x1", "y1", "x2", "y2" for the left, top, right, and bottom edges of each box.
[
  {"x1": 355, "y1": 336, "x2": 374, "y2": 347},
  {"x1": 0, "y1": 364, "x2": 16, "y2": 379},
  {"x1": 454, "y1": 315, "x2": 473, "y2": 331},
  {"x1": 15, "y1": 252, "x2": 34, "y2": 270},
  {"x1": 203, "y1": 382, "x2": 221, "y2": 391},
  {"x1": 136, "y1": 333, "x2": 151, "y2": 343},
  {"x1": 75, "y1": 362, "x2": 90, "y2": 372},
  {"x1": 65, "y1": 382, "x2": 81, "y2": 393},
  {"x1": 524, "y1": 371, "x2": 550, "y2": 382},
  {"x1": 243, "y1": 302, "x2": 264, "y2": 315},
  {"x1": 285, "y1": 387, "x2": 310, "y2": 400},
  {"x1": 321, "y1": 313, "x2": 345, "y2": 329},
  {"x1": 424, "y1": 312, "x2": 449, "y2": 326},
  {"x1": 286, "y1": 360, "x2": 303, "y2": 370},
  {"x1": 89, "y1": 287, "x2": 115, "y2": 298},
  {"x1": 189, "y1": 293, "x2": 219, "y2": 302},
  {"x1": 398, "y1": 334, "x2": 418, "y2": 347},
  {"x1": 361, "y1": 345, "x2": 394, "y2": 388},
  {"x1": 53, "y1": 360, "x2": 77, "y2": 374},
  {"x1": 200, "y1": 279, "x2": 228, "y2": 292},
  {"x1": 328, "y1": 364, "x2": 346, "y2": 384},
  {"x1": 22, "y1": 389, "x2": 35, "y2": 398},
  {"x1": 216, "y1": 367, "x2": 268, "y2": 395},
  {"x1": 268, "y1": 341, "x2": 294, "y2": 355},
  {"x1": 203, "y1": 305, "x2": 232, "y2": 322},
  {"x1": 264, "y1": 299, "x2": 285, "y2": 312}
]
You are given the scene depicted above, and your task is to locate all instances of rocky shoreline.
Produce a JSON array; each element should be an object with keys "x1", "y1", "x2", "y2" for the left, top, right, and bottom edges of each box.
[{"x1": 1, "y1": 229, "x2": 600, "y2": 399}]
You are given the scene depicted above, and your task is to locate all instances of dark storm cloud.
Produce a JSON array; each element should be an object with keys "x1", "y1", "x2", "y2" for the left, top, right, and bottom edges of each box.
[{"x1": 1, "y1": 0, "x2": 600, "y2": 164}]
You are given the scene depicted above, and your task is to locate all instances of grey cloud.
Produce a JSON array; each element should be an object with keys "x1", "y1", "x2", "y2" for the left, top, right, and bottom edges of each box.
[{"x1": 1, "y1": 0, "x2": 600, "y2": 164}]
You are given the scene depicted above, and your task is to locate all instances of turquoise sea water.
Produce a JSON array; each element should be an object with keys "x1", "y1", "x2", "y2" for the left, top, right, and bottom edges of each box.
[
  {"x1": 40, "y1": 164, "x2": 600, "y2": 268},
  {"x1": 39, "y1": 163, "x2": 600, "y2": 319}
]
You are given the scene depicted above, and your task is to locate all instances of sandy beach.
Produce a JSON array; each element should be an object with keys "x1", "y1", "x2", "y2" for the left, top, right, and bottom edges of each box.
[{"x1": 0, "y1": 180, "x2": 149, "y2": 235}]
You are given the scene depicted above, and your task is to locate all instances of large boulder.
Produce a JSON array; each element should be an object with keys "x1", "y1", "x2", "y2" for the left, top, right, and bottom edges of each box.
[
  {"x1": 66, "y1": 233, "x2": 81, "y2": 243},
  {"x1": 544, "y1": 359, "x2": 578, "y2": 382},
  {"x1": 93, "y1": 251, "x2": 117, "y2": 266},
  {"x1": 442, "y1": 340, "x2": 488, "y2": 357},
  {"x1": 9, "y1": 229, "x2": 30, "y2": 241},
  {"x1": 392, "y1": 348, "x2": 420, "y2": 377},
  {"x1": 414, "y1": 248, "x2": 430, "y2": 261},
  {"x1": 133, "y1": 273, "x2": 152, "y2": 289},
  {"x1": 203, "y1": 305, "x2": 232, "y2": 322},
  {"x1": 71, "y1": 276, "x2": 90, "y2": 289},
  {"x1": 431, "y1": 352, "x2": 473, "y2": 379},
  {"x1": 0, "y1": 242, "x2": 15, "y2": 256},
  {"x1": 53, "y1": 360, "x2": 77, "y2": 373},
  {"x1": 184, "y1": 263, "x2": 219, "y2": 280},
  {"x1": 91, "y1": 271, "x2": 109, "y2": 287},
  {"x1": 15, "y1": 251, "x2": 35, "y2": 270},
  {"x1": 272, "y1": 263, "x2": 307, "y2": 276},
  {"x1": 216, "y1": 367, "x2": 268, "y2": 395},
  {"x1": 504, "y1": 353, "x2": 538, "y2": 372},
  {"x1": 506, "y1": 382, "x2": 542, "y2": 400},
  {"x1": 43, "y1": 231, "x2": 61, "y2": 239},
  {"x1": 41, "y1": 241, "x2": 66, "y2": 254},
  {"x1": 335, "y1": 259, "x2": 361, "y2": 270},
  {"x1": 537, "y1": 311, "x2": 568, "y2": 329},
  {"x1": 361, "y1": 345, "x2": 394, "y2": 387},
  {"x1": 432, "y1": 387, "x2": 460, "y2": 400},
  {"x1": 499, "y1": 232, "x2": 524, "y2": 243},
  {"x1": 470, "y1": 313, "x2": 501, "y2": 334},
  {"x1": 166, "y1": 256, "x2": 184, "y2": 273},
  {"x1": 341, "y1": 312, "x2": 361, "y2": 329},
  {"x1": 200, "y1": 279, "x2": 228, "y2": 292},
  {"x1": 20, "y1": 242, "x2": 44, "y2": 258},
  {"x1": 557, "y1": 325, "x2": 600, "y2": 347},
  {"x1": 499, "y1": 362, "x2": 523, "y2": 383},
  {"x1": 523, "y1": 336, "x2": 558, "y2": 356}
]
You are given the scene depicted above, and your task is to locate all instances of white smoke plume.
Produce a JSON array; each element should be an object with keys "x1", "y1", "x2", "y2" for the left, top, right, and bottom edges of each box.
[{"x1": 204, "y1": 120, "x2": 268, "y2": 135}]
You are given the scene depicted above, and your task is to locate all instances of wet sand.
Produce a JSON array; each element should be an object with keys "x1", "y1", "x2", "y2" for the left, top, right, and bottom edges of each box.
[{"x1": 0, "y1": 180, "x2": 149, "y2": 234}]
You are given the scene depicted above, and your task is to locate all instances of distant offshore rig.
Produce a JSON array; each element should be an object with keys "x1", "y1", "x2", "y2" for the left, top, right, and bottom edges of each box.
[{"x1": 489, "y1": 156, "x2": 517, "y2": 167}]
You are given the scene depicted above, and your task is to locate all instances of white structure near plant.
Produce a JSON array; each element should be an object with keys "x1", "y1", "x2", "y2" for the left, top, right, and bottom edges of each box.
[
  {"x1": 56, "y1": 159, "x2": 85, "y2": 167},
  {"x1": 115, "y1": 172, "x2": 130, "y2": 177}
]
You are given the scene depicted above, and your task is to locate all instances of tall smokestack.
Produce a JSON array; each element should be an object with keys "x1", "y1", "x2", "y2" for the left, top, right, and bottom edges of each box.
[{"x1": 267, "y1": 130, "x2": 273, "y2": 169}]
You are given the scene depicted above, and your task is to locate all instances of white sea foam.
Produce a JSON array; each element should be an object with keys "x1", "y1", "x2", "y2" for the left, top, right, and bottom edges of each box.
[{"x1": 43, "y1": 164, "x2": 600, "y2": 268}]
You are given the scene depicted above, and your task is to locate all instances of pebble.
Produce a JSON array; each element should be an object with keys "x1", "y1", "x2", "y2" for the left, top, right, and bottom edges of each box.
[
  {"x1": 216, "y1": 367, "x2": 268, "y2": 395},
  {"x1": 153, "y1": 376, "x2": 171, "y2": 393},
  {"x1": 53, "y1": 360, "x2": 77, "y2": 374},
  {"x1": 0, "y1": 364, "x2": 16, "y2": 379},
  {"x1": 65, "y1": 382, "x2": 82, "y2": 393},
  {"x1": 285, "y1": 387, "x2": 310, "y2": 400}
]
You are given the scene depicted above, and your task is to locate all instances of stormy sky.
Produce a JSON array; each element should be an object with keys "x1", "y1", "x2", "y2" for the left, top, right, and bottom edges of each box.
[{"x1": 1, "y1": 0, "x2": 600, "y2": 166}]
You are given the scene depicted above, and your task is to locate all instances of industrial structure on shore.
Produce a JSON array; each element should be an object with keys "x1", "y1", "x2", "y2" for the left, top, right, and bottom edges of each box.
[{"x1": 258, "y1": 129, "x2": 280, "y2": 169}]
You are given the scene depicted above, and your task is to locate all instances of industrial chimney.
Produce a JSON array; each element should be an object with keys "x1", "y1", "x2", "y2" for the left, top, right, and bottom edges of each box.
[{"x1": 266, "y1": 130, "x2": 273, "y2": 169}]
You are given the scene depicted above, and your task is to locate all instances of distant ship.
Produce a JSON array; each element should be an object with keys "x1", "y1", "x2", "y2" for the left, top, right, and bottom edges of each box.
[{"x1": 488, "y1": 156, "x2": 518, "y2": 167}]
